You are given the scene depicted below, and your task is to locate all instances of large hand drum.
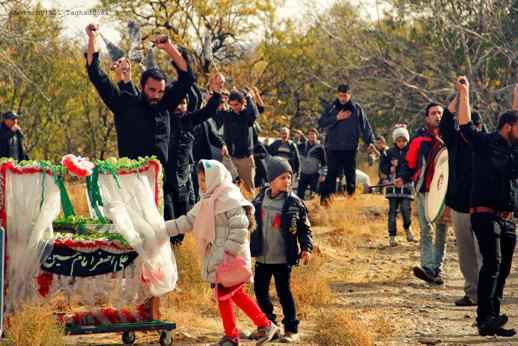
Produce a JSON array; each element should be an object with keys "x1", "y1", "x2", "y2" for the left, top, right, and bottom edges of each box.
[{"x1": 425, "y1": 148, "x2": 449, "y2": 223}]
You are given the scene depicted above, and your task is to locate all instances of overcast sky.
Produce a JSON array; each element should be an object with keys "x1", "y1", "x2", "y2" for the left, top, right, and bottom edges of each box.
[{"x1": 39, "y1": 0, "x2": 379, "y2": 43}]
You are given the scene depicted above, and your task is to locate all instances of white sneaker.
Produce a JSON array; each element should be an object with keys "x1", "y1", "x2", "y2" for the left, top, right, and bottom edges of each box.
[{"x1": 389, "y1": 236, "x2": 397, "y2": 247}]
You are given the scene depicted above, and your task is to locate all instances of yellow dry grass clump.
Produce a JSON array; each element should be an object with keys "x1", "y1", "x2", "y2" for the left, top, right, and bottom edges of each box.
[
  {"x1": 3, "y1": 304, "x2": 65, "y2": 346},
  {"x1": 291, "y1": 252, "x2": 333, "y2": 316},
  {"x1": 313, "y1": 309, "x2": 374, "y2": 346}
]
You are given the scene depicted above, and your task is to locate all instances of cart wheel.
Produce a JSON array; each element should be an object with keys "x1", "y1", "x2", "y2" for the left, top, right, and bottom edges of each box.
[
  {"x1": 159, "y1": 330, "x2": 173, "y2": 346},
  {"x1": 122, "y1": 331, "x2": 136, "y2": 345}
]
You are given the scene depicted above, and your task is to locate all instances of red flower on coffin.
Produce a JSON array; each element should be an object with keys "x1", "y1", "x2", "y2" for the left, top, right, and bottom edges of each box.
[
  {"x1": 36, "y1": 272, "x2": 53, "y2": 297},
  {"x1": 61, "y1": 154, "x2": 95, "y2": 177}
]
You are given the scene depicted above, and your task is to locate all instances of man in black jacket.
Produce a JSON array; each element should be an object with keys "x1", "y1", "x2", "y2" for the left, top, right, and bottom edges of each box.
[
  {"x1": 268, "y1": 127, "x2": 301, "y2": 176},
  {"x1": 164, "y1": 89, "x2": 223, "y2": 224},
  {"x1": 440, "y1": 95, "x2": 482, "y2": 307},
  {"x1": 192, "y1": 118, "x2": 227, "y2": 200},
  {"x1": 297, "y1": 128, "x2": 326, "y2": 199},
  {"x1": 319, "y1": 84, "x2": 375, "y2": 204},
  {"x1": 85, "y1": 23, "x2": 194, "y2": 167},
  {"x1": 458, "y1": 77, "x2": 518, "y2": 337},
  {"x1": 214, "y1": 90, "x2": 260, "y2": 197},
  {"x1": 0, "y1": 111, "x2": 28, "y2": 160}
]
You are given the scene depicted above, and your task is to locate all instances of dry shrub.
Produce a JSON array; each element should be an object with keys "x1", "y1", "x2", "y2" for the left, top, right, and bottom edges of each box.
[
  {"x1": 326, "y1": 226, "x2": 355, "y2": 251},
  {"x1": 291, "y1": 253, "x2": 332, "y2": 316},
  {"x1": 4, "y1": 304, "x2": 65, "y2": 346},
  {"x1": 313, "y1": 309, "x2": 374, "y2": 346},
  {"x1": 306, "y1": 200, "x2": 327, "y2": 226}
]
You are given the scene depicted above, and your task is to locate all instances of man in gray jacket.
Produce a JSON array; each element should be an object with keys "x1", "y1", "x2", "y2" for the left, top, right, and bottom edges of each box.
[{"x1": 319, "y1": 84, "x2": 375, "y2": 205}]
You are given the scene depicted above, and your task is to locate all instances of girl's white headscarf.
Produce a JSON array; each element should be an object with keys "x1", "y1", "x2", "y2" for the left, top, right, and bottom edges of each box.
[{"x1": 191, "y1": 160, "x2": 253, "y2": 256}]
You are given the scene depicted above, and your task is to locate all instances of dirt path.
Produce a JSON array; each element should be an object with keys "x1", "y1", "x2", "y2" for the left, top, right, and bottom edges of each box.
[
  {"x1": 332, "y1": 228, "x2": 518, "y2": 345},
  {"x1": 65, "y1": 195, "x2": 518, "y2": 345}
]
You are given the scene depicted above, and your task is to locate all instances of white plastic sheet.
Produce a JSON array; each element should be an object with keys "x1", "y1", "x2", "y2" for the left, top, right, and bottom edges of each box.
[
  {"x1": 5, "y1": 170, "x2": 61, "y2": 310},
  {"x1": 99, "y1": 172, "x2": 178, "y2": 297}
]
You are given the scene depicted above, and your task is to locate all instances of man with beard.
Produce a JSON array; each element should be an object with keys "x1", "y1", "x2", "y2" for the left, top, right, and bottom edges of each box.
[
  {"x1": 440, "y1": 93, "x2": 483, "y2": 307},
  {"x1": 457, "y1": 77, "x2": 518, "y2": 337},
  {"x1": 113, "y1": 62, "x2": 223, "y2": 245},
  {"x1": 85, "y1": 23, "x2": 194, "y2": 167},
  {"x1": 319, "y1": 84, "x2": 375, "y2": 205},
  {"x1": 396, "y1": 103, "x2": 448, "y2": 285}
]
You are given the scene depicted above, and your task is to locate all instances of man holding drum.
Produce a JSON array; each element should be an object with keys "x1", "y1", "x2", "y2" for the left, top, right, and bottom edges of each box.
[
  {"x1": 457, "y1": 76, "x2": 518, "y2": 337},
  {"x1": 396, "y1": 103, "x2": 448, "y2": 285}
]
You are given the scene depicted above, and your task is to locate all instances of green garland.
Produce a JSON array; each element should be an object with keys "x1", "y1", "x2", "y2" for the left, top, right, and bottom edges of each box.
[{"x1": 1, "y1": 156, "x2": 163, "y2": 245}]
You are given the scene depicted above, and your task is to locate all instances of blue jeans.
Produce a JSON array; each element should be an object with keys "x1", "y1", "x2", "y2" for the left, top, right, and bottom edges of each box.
[{"x1": 416, "y1": 193, "x2": 448, "y2": 274}]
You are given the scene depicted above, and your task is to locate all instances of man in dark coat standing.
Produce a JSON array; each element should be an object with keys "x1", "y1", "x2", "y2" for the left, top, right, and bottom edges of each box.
[
  {"x1": 0, "y1": 111, "x2": 28, "y2": 160},
  {"x1": 319, "y1": 84, "x2": 375, "y2": 205}
]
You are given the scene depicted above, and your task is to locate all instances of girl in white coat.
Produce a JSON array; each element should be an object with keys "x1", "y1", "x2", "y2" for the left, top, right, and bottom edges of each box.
[{"x1": 166, "y1": 160, "x2": 279, "y2": 346}]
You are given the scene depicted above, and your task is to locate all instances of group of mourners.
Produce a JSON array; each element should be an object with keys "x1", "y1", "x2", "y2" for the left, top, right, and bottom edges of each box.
[
  {"x1": 371, "y1": 78, "x2": 518, "y2": 338},
  {"x1": 1, "y1": 24, "x2": 516, "y2": 345}
]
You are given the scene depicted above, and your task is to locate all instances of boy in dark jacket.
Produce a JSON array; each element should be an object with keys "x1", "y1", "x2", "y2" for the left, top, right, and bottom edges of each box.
[
  {"x1": 381, "y1": 126, "x2": 415, "y2": 246},
  {"x1": 250, "y1": 157, "x2": 313, "y2": 343}
]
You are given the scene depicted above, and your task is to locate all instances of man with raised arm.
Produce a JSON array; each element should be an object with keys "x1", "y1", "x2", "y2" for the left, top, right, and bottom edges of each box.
[
  {"x1": 85, "y1": 23, "x2": 195, "y2": 166},
  {"x1": 440, "y1": 92, "x2": 483, "y2": 307},
  {"x1": 457, "y1": 77, "x2": 518, "y2": 337}
]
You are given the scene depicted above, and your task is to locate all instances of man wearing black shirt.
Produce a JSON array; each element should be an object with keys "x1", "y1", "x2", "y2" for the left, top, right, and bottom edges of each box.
[
  {"x1": 164, "y1": 91, "x2": 222, "y2": 228},
  {"x1": 440, "y1": 97, "x2": 482, "y2": 307},
  {"x1": 85, "y1": 24, "x2": 194, "y2": 167},
  {"x1": 457, "y1": 77, "x2": 518, "y2": 337},
  {"x1": 214, "y1": 90, "x2": 260, "y2": 197}
]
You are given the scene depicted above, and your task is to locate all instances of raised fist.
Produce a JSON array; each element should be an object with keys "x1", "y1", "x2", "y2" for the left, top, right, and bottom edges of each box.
[
  {"x1": 153, "y1": 35, "x2": 172, "y2": 50},
  {"x1": 456, "y1": 76, "x2": 469, "y2": 96},
  {"x1": 85, "y1": 24, "x2": 99, "y2": 39}
]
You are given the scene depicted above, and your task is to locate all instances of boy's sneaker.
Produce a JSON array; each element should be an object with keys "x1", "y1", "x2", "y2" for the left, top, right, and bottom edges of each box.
[
  {"x1": 255, "y1": 323, "x2": 280, "y2": 345},
  {"x1": 211, "y1": 335, "x2": 239, "y2": 346},
  {"x1": 389, "y1": 236, "x2": 397, "y2": 247},
  {"x1": 405, "y1": 228, "x2": 415, "y2": 242},
  {"x1": 248, "y1": 327, "x2": 280, "y2": 340},
  {"x1": 279, "y1": 332, "x2": 298, "y2": 343}
]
